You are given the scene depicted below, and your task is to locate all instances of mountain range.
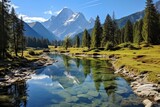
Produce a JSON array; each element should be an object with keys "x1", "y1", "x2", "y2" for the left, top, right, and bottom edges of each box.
[
  {"x1": 42, "y1": 8, "x2": 94, "y2": 39},
  {"x1": 23, "y1": 0, "x2": 160, "y2": 41}
]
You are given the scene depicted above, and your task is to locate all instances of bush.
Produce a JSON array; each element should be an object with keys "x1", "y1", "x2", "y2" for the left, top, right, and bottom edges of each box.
[
  {"x1": 105, "y1": 42, "x2": 114, "y2": 50},
  {"x1": 128, "y1": 44, "x2": 140, "y2": 50},
  {"x1": 112, "y1": 46, "x2": 121, "y2": 51},
  {"x1": 94, "y1": 49, "x2": 100, "y2": 52},
  {"x1": 28, "y1": 50, "x2": 35, "y2": 55},
  {"x1": 141, "y1": 43, "x2": 150, "y2": 47},
  {"x1": 119, "y1": 42, "x2": 131, "y2": 48}
]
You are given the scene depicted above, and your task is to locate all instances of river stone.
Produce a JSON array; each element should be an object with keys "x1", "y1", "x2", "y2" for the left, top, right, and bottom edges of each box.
[
  {"x1": 67, "y1": 89, "x2": 77, "y2": 96},
  {"x1": 77, "y1": 94, "x2": 88, "y2": 98},
  {"x1": 115, "y1": 87, "x2": 128, "y2": 94},
  {"x1": 136, "y1": 89, "x2": 158, "y2": 97},
  {"x1": 135, "y1": 84, "x2": 157, "y2": 92},
  {"x1": 51, "y1": 99, "x2": 60, "y2": 104},
  {"x1": 92, "y1": 99, "x2": 101, "y2": 106},
  {"x1": 108, "y1": 93, "x2": 123, "y2": 104},
  {"x1": 143, "y1": 99, "x2": 153, "y2": 107},
  {"x1": 107, "y1": 102, "x2": 121, "y2": 107},
  {"x1": 59, "y1": 91, "x2": 71, "y2": 99},
  {"x1": 154, "y1": 96, "x2": 160, "y2": 102},
  {"x1": 65, "y1": 96, "x2": 78, "y2": 103},
  {"x1": 100, "y1": 92, "x2": 108, "y2": 100},
  {"x1": 58, "y1": 102, "x2": 72, "y2": 107},
  {"x1": 87, "y1": 91, "x2": 99, "y2": 97},
  {"x1": 101, "y1": 102, "x2": 108, "y2": 107},
  {"x1": 0, "y1": 78, "x2": 7, "y2": 82},
  {"x1": 121, "y1": 99, "x2": 143, "y2": 107}
]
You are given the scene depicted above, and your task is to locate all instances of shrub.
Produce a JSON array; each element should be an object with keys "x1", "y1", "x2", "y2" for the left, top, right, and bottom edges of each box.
[
  {"x1": 94, "y1": 49, "x2": 100, "y2": 52},
  {"x1": 112, "y1": 46, "x2": 121, "y2": 51},
  {"x1": 105, "y1": 42, "x2": 114, "y2": 50},
  {"x1": 128, "y1": 44, "x2": 140, "y2": 50},
  {"x1": 119, "y1": 42, "x2": 131, "y2": 48},
  {"x1": 28, "y1": 50, "x2": 35, "y2": 55}
]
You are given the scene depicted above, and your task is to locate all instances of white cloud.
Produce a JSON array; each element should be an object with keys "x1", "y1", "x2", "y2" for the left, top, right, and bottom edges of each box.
[
  {"x1": 82, "y1": 0, "x2": 102, "y2": 9},
  {"x1": 83, "y1": 0, "x2": 100, "y2": 6},
  {"x1": 82, "y1": 3, "x2": 102, "y2": 9},
  {"x1": 18, "y1": 14, "x2": 48, "y2": 23},
  {"x1": 44, "y1": 10, "x2": 53, "y2": 15},
  {"x1": 10, "y1": 3, "x2": 19, "y2": 9}
]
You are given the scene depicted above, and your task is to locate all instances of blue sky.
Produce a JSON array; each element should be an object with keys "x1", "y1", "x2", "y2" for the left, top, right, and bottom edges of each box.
[{"x1": 11, "y1": 0, "x2": 159, "y2": 23}]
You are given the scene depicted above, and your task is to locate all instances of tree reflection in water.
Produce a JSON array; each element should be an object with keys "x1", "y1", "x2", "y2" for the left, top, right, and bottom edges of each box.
[{"x1": 0, "y1": 81, "x2": 28, "y2": 107}]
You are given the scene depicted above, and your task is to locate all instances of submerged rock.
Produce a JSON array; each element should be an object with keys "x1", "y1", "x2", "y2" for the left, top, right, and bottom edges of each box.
[
  {"x1": 143, "y1": 99, "x2": 153, "y2": 107},
  {"x1": 87, "y1": 91, "x2": 99, "y2": 97},
  {"x1": 65, "y1": 96, "x2": 79, "y2": 103}
]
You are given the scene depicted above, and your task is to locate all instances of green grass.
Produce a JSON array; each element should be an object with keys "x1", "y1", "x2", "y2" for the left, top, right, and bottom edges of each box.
[
  {"x1": 50, "y1": 45, "x2": 160, "y2": 83},
  {"x1": 22, "y1": 48, "x2": 43, "y2": 61}
]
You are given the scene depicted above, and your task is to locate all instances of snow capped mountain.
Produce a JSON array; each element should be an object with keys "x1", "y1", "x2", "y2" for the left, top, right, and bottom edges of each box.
[
  {"x1": 42, "y1": 8, "x2": 94, "y2": 39},
  {"x1": 42, "y1": 16, "x2": 56, "y2": 29},
  {"x1": 28, "y1": 22, "x2": 58, "y2": 40}
]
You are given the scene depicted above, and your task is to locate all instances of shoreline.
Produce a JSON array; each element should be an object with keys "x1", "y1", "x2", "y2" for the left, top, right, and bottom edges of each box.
[
  {"x1": 1, "y1": 51, "x2": 159, "y2": 106},
  {"x1": 112, "y1": 60, "x2": 160, "y2": 107},
  {"x1": 58, "y1": 51, "x2": 160, "y2": 106},
  {"x1": 0, "y1": 53, "x2": 55, "y2": 87}
]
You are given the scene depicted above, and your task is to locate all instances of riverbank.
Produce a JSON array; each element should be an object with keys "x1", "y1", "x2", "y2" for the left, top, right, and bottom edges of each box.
[
  {"x1": 50, "y1": 45, "x2": 160, "y2": 106},
  {"x1": 0, "y1": 52, "x2": 55, "y2": 87},
  {"x1": 112, "y1": 59, "x2": 160, "y2": 107}
]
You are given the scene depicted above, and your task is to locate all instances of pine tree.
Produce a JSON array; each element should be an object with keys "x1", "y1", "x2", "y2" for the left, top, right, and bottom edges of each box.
[
  {"x1": 142, "y1": 0, "x2": 160, "y2": 44},
  {"x1": 101, "y1": 14, "x2": 118, "y2": 47},
  {"x1": 91, "y1": 16, "x2": 102, "y2": 48},
  {"x1": 0, "y1": 0, "x2": 10, "y2": 59},
  {"x1": 10, "y1": 7, "x2": 18, "y2": 56},
  {"x1": 114, "y1": 29, "x2": 121, "y2": 45},
  {"x1": 120, "y1": 28, "x2": 125, "y2": 43},
  {"x1": 82, "y1": 29, "x2": 88, "y2": 47},
  {"x1": 101, "y1": 15, "x2": 113, "y2": 47},
  {"x1": 64, "y1": 36, "x2": 71, "y2": 50},
  {"x1": 19, "y1": 17, "x2": 25, "y2": 57},
  {"x1": 124, "y1": 20, "x2": 133, "y2": 43},
  {"x1": 76, "y1": 35, "x2": 80, "y2": 48},
  {"x1": 87, "y1": 33, "x2": 91, "y2": 49},
  {"x1": 112, "y1": 13, "x2": 119, "y2": 45},
  {"x1": 133, "y1": 19, "x2": 143, "y2": 44}
]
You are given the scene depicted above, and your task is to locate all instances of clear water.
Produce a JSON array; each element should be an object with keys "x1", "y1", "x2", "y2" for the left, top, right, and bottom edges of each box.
[{"x1": 0, "y1": 54, "x2": 144, "y2": 107}]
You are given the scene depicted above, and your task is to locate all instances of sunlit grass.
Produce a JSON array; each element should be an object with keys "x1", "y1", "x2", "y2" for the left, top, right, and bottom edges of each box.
[{"x1": 50, "y1": 45, "x2": 160, "y2": 83}]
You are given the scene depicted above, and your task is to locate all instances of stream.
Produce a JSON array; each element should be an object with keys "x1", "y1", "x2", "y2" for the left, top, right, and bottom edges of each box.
[{"x1": 0, "y1": 54, "x2": 144, "y2": 107}]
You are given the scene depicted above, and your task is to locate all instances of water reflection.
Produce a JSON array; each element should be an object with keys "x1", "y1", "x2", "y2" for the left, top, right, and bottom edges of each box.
[
  {"x1": 0, "y1": 54, "x2": 144, "y2": 107},
  {"x1": 0, "y1": 81, "x2": 28, "y2": 107}
]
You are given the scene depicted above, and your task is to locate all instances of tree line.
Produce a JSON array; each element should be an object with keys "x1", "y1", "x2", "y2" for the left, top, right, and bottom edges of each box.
[
  {"x1": 26, "y1": 37, "x2": 50, "y2": 48},
  {"x1": 0, "y1": 0, "x2": 25, "y2": 59},
  {"x1": 0, "y1": 0, "x2": 52, "y2": 60},
  {"x1": 62, "y1": 0, "x2": 160, "y2": 50}
]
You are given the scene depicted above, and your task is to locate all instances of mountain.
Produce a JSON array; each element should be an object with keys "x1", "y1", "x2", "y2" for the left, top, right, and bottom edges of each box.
[
  {"x1": 116, "y1": 11, "x2": 144, "y2": 28},
  {"x1": 28, "y1": 22, "x2": 58, "y2": 40},
  {"x1": 155, "y1": 0, "x2": 160, "y2": 13},
  {"x1": 75, "y1": 0, "x2": 160, "y2": 40},
  {"x1": 24, "y1": 22, "x2": 42, "y2": 38},
  {"x1": 42, "y1": 8, "x2": 94, "y2": 40},
  {"x1": 116, "y1": 0, "x2": 160, "y2": 28},
  {"x1": 42, "y1": 16, "x2": 56, "y2": 29}
]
